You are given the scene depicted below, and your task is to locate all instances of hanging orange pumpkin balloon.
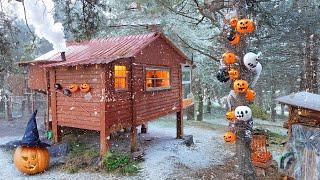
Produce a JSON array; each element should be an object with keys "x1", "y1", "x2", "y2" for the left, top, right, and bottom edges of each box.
[
  {"x1": 80, "y1": 83, "x2": 91, "y2": 93},
  {"x1": 229, "y1": 33, "x2": 241, "y2": 46},
  {"x1": 236, "y1": 18, "x2": 255, "y2": 33},
  {"x1": 228, "y1": 69, "x2": 239, "y2": 80},
  {"x1": 246, "y1": 89, "x2": 256, "y2": 102},
  {"x1": 223, "y1": 131, "x2": 237, "y2": 143},
  {"x1": 13, "y1": 146, "x2": 50, "y2": 175},
  {"x1": 68, "y1": 83, "x2": 79, "y2": 93},
  {"x1": 233, "y1": 79, "x2": 249, "y2": 93},
  {"x1": 226, "y1": 111, "x2": 236, "y2": 122},
  {"x1": 222, "y1": 52, "x2": 237, "y2": 65},
  {"x1": 229, "y1": 17, "x2": 238, "y2": 28}
]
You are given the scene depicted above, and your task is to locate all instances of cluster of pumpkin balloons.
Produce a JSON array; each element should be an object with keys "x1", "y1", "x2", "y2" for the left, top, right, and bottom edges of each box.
[
  {"x1": 227, "y1": 17, "x2": 255, "y2": 46},
  {"x1": 221, "y1": 16, "x2": 256, "y2": 144}
]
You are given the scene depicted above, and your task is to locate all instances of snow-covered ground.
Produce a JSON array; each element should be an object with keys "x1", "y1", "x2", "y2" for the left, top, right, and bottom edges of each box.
[{"x1": 0, "y1": 117, "x2": 233, "y2": 179}]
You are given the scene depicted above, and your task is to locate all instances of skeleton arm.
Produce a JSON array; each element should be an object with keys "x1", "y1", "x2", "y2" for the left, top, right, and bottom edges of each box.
[
  {"x1": 250, "y1": 62, "x2": 262, "y2": 88},
  {"x1": 227, "y1": 90, "x2": 236, "y2": 111}
]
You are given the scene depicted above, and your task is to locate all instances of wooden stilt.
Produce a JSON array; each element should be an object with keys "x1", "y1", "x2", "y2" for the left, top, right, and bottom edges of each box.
[
  {"x1": 131, "y1": 126, "x2": 138, "y2": 152},
  {"x1": 141, "y1": 123, "x2": 148, "y2": 134},
  {"x1": 100, "y1": 130, "x2": 109, "y2": 156},
  {"x1": 176, "y1": 111, "x2": 183, "y2": 139},
  {"x1": 100, "y1": 68, "x2": 108, "y2": 157}
]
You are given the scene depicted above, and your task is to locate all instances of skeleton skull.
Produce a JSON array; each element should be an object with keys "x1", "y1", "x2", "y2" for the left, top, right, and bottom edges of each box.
[{"x1": 235, "y1": 106, "x2": 252, "y2": 121}]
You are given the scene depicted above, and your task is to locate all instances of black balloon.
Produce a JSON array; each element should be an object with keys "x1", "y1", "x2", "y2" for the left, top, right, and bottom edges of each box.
[
  {"x1": 216, "y1": 68, "x2": 230, "y2": 82},
  {"x1": 54, "y1": 83, "x2": 62, "y2": 90},
  {"x1": 63, "y1": 88, "x2": 72, "y2": 97}
]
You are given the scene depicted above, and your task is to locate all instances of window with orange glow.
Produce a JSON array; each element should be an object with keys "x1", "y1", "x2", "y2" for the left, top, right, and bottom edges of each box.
[
  {"x1": 145, "y1": 68, "x2": 170, "y2": 90},
  {"x1": 114, "y1": 65, "x2": 128, "y2": 90}
]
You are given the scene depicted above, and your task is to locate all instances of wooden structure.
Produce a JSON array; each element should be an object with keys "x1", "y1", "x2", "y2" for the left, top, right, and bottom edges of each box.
[
  {"x1": 20, "y1": 33, "x2": 193, "y2": 155},
  {"x1": 276, "y1": 91, "x2": 320, "y2": 132},
  {"x1": 251, "y1": 134, "x2": 272, "y2": 168}
]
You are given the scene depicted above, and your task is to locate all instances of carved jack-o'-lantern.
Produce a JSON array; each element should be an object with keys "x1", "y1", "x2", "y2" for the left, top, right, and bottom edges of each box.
[
  {"x1": 68, "y1": 83, "x2": 79, "y2": 93},
  {"x1": 222, "y1": 52, "x2": 237, "y2": 65},
  {"x1": 80, "y1": 83, "x2": 91, "y2": 93},
  {"x1": 223, "y1": 131, "x2": 237, "y2": 143},
  {"x1": 233, "y1": 79, "x2": 249, "y2": 93},
  {"x1": 229, "y1": 17, "x2": 238, "y2": 27},
  {"x1": 13, "y1": 146, "x2": 50, "y2": 175},
  {"x1": 226, "y1": 111, "x2": 236, "y2": 122},
  {"x1": 228, "y1": 69, "x2": 239, "y2": 80},
  {"x1": 246, "y1": 89, "x2": 256, "y2": 102},
  {"x1": 236, "y1": 18, "x2": 255, "y2": 33}
]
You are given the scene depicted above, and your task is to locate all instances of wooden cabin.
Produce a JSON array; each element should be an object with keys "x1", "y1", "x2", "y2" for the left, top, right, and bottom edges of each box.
[
  {"x1": 276, "y1": 91, "x2": 320, "y2": 132},
  {"x1": 20, "y1": 32, "x2": 193, "y2": 155}
]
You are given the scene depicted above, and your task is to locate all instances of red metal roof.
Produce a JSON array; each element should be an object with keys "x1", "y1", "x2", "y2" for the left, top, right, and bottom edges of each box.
[{"x1": 36, "y1": 32, "x2": 162, "y2": 67}]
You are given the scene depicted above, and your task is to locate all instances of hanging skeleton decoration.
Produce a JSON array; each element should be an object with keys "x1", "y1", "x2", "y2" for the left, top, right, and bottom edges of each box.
[
  {"x1": 243, "y1": 52, "x2": 262, "y2": 88},
  {"x1": 235, "y1": 106, "x2": 252, "y2": 121}
]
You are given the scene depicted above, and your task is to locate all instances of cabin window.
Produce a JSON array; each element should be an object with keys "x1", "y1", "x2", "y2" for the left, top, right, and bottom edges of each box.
[
  {"x1": 182, "y1": 66, "x2": 191, "y2": 99},
  {"x1": 145, "y1": 68, "x2": 170, "y2": 91},
  {"x1": 114, "y1": 65, "x2": 128, "y2": 90}
]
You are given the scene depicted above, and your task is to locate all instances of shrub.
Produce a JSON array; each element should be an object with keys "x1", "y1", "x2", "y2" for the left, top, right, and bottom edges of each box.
[
  {"x1": 103, "y1": 151, "x2": 140, "y2": 175},
  {"x1": 249, "y1": 104, "x2": 268, "y2": 120}
]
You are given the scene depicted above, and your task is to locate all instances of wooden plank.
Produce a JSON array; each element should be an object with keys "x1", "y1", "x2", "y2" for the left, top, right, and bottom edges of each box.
[
  {"x1": 57, "y1": 113, "x2": 100, "y2": 121},
  {"x1": 57, "y1": 121, "x2": 100, "y2": 131},
  {"x1": 176, "y1": 111, "x2": 183, "y2": 139},
  {"x1": 57, "y1": 119, "x2": 100, "y2": 127}
]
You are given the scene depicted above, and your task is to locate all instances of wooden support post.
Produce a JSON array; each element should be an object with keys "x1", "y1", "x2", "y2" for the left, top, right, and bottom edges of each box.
[
  {"x1": 49, "y1": 69, "x2": 59, "y2": 143},
  {"x1": 176, "y1": 111, "x2": 183, "y2": 139},
  {"x1": 100, "y1": 67, "x2": 109, "y2": 157},
  {"x1": 141, "y1": 123, "x2": 148, "y2": 134},
  {"x1": 130, "y1": 126, "x2": 138, "y2": 152}
]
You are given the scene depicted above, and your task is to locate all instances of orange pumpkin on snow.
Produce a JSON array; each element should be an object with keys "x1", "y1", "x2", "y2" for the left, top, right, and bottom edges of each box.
[
  {"x1": 229, "y1": 17, "x2": 238, "y2": 28},
  {"x1": 228, "y1": 69, "x2": 239, "y2": 80},
  {"x1": 233, "y1": 79, "x2": 249, "y2": 93},
  {"x1": 13, "y1": 146, "x2": 50, "y2": 175},
  {"x1": 225, "y1": 111, "x2": 236, "y2": 122},
  {"x1": 236, "y1": 18, "x2": 255, "y2": 33},
  {"x1": 224, "y1": 131, "x2": 237, "y2": 143},
  {"x1": 68, "y1": 83, "x2": 79, "y2": 93},
  {"x1": 246, "y1": 89, "x2": 256, "y2": 102},
  {"x1": 80, "y1": 83, "x2": 91, "y2": 93},
  {"x1": 222, "y1": 52, "x2": 237, "y2": 65}
]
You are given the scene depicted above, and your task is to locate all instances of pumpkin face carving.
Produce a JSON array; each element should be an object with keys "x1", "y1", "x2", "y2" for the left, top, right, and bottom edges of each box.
[
  {"x1": 226, "y1": 111, "x2": 236, "y2": 122},
  {"x1": 233, "y1": 79, "x2": 249, "y2": 93},
  {"x1": 80, "y1": 83, "x2": 90, "y2": 93},
  {"x1": 236, "y1": 18, "x2": 255, "y2": 33},
  {"x1": 13, "y1": 146, "x2": 50, "y2": 175},
  {"x1": 222, "y1": 52, "x2": 237, "y2": 65},
  {"x1": 224, "y1": 131, "x2": 236, "y2": 143},
  {"x1": 228, "y1": 69, "x2": 239, "y2": 80},
  {"x1": 246, "y1": 89, "x2": 256, "y2": 102},
  {"x1": 229, "y1": 17, "x2": 238, "y2": 27},
  {"x1": 69, "y1": 83, "x2": 79, "y2": 93}
]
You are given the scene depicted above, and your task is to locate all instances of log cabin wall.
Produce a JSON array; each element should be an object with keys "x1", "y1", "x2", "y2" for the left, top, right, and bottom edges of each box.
[
  {"x1": 28, "y1": 64, "x2": 48, "y2": 91},
  {"x1": 133, "y1": 37, "x2": 184, "y2": 125},
  {"x1": 52, "y1": 65, "x2": 103, "y2": 131},
  {"x1": 104, "y1": 59, "x2": 133, "y2": 133},
  {"x1": 287, "y1": 106, "x2": 320, "y2": 131}
]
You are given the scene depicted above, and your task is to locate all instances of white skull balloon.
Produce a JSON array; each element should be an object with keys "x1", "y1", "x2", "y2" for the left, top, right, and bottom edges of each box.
[
  {"x1": 243, "y1": 52, "x2": 261, "y2": 71},
  {"x1": 235, "y1": 106, "x2": 252, "y2": 121}
]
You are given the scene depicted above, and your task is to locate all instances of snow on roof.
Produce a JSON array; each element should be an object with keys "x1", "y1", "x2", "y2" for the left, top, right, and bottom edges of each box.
[{"x1": 276, "y1": 91, "x2": 320, "y2": 112}]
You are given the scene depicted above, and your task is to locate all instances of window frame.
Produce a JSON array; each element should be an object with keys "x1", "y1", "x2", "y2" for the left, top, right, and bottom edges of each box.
[
  {"x1": 145, "y1": 66, "x2": 171, "y2": 91},
  {"x1": 182, "y1": 65, "x2": 192, "y2": 99},
  {"x1": 114, "y1": 64, "x2": 129, "y2": 91}
]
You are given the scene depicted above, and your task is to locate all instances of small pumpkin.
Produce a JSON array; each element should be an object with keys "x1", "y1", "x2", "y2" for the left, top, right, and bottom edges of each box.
[
  {"x1": 229, "y1": 17, "x2": 238, "y2": 28},
  {"x1": 223, "y1": 131, "x2": 237, "y2": 143},
  {"x1": 13, "y1": 146, "x2": 50, "y2": 175},
  {"x1": 80, "y1": 83, "x2": 91, "y2": 93},
  {"x1": 228, "y1": 69, "x2": 239, "y2": 80},
  {"x1": 236, "y1": 18, "x2": 255, "y2": 33},
  {"x1": 68, "y1": 83, "x2": 79, "y2": 93},
  {"x1": 222, "y1": 52, "x2": 237, "y2": 65},
  {"x1": 233, "y1": 79, "x2": 249, "y2": 93},
  {"x1": 227, "y1": 32, "x2": 241, "y2": 46},
  {"x1": 251, "y1": 151, "x2": 272, "y2": 163},
  {"x1": 246, "y1": 89, "x2": 256, "y2": 102},
  {"x1": 226, "y1": 111, "x2": 236, "y2": 122}
]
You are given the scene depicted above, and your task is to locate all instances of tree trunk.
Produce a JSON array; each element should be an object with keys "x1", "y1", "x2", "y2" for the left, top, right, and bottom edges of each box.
[
  {"x1": 206, "y1": 97, "x2": 211, "y2": 114},
  {"x1": 280, "y1": 103, "x2": 285, "y2": 119},
  {"x1": 196, "y1": 93, "x2": 204, "y2": 121},
  {"x1": 186, "y1": 105, "x2": 195, "y2": 120},
  {"x1": 5, "y1": 94, "x2": 13, "y2": 121}
]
